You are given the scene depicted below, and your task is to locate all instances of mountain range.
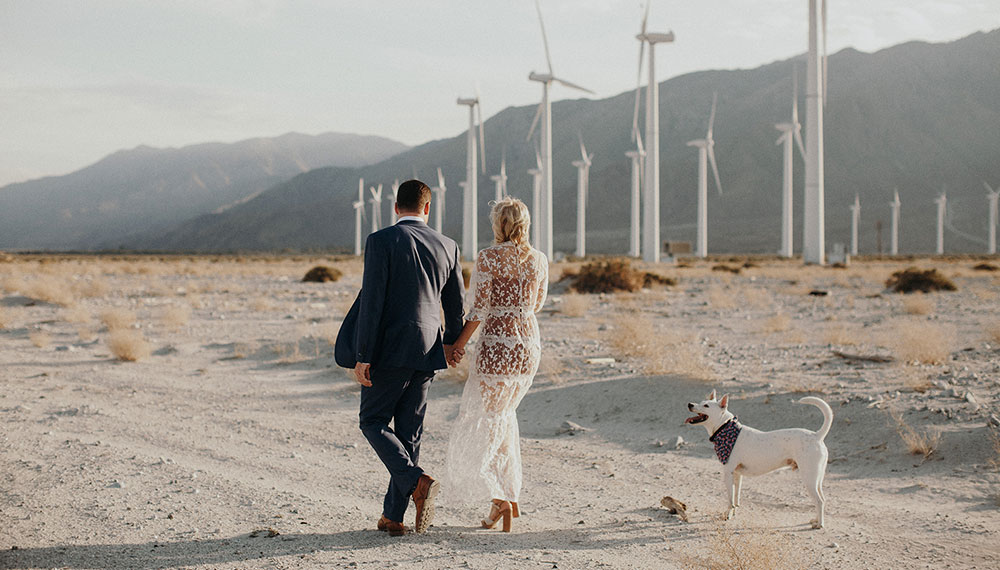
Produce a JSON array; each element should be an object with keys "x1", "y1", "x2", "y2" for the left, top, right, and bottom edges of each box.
[
  {"x1": 4, "y1": 29, "x2": 999, "y2": 256},
  {"x1": 0, "y1": 132, "x2": 408, "y2": 250}
]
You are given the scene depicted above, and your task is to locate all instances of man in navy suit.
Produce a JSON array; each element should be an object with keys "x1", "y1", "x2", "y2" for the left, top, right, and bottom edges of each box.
[{"x1": 354, "y1": 179, "x2": 465, "y2": 536}]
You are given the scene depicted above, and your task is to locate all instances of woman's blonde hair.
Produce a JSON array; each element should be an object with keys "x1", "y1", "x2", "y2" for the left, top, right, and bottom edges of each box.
[{"x1": 490, "y1": 197, "x2": 531, "y2": 246}]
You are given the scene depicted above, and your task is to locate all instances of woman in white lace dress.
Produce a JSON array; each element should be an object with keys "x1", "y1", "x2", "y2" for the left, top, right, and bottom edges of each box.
[{"x1": 445, "y1": 197, "x2": 548, "y2": 532}]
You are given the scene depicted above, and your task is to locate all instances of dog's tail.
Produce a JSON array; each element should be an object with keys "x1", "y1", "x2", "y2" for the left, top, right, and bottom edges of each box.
[{"x1": 797, "y1": 396, "x2": 833, "y2": 441}]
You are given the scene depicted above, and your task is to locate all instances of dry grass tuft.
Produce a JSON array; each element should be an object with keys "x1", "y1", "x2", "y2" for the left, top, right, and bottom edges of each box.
[
  {"x1": 61, "y1": 306, "x2": 91, "y2": 324},
  {"x1": 880, "y1": 320, "x2": 956, "y2": 364},
  {"x1": 890, "y1": 409, "x2": 940, "y2": 460},
  {"x1": 886, "y1": 267, "x2": 957, "y2": 293},
  {"x1": 901, "y1": 369, "x2": 933, "y2": 393},
  {"x1": 160, "y1": 304, "x2": 191, "y2": 330},
  {"x1": 302, "y1": 265, "x2": 343, "y2": 283},
  {"x1": 707, "y1": 285, "x2": 737, "y2": 310},
  {"x1": 680, "y1": 523, "x2": 810, "y2": 570},
  {"x1": 78, "y1": 326, "x2": 97, "y2": 342},
  {"x1": 107, "y1": 329, "x2": 152, "y2": 362},
  {"x1": 823, "y1": 323, "x2": 858, "y2": 345},
  {"x1": 251, "y1": 296, "x2": 277, "y2": 312},
  {"x1": 986, "y1": 323, "x2": 1000, "y2": 345},
  {"x1": 607, "y1": 314, "x2": 712, "y2": 380},
  {"x1": 761, "y1": 313, "x2": 790, "y2": 333},
  {"x1": 23, "y1": 276, "x2": 76, "y2": 306},
  {"x1": 0, "y1": 306, "x2": 12, "y2": 329},
  {"x1": 901, "y1": 294, "x2": 934, "y2": 315},
  {"x1": 100, "y1": 308, "x2": 137, "y2": 331},
  {"x1": 29, "y1": 330, "x2": 52, "y2": 348},
  {"x1": 559, "y1": 293, "x2": 592, "y2": 317},
  {"x1": 73, "y1": 277, "x2": 110, "y2": 298}
]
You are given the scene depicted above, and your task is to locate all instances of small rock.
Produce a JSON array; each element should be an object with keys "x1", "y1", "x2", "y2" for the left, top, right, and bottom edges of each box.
[
  {"x1": 965, "y1": 391, "x2": 978, "y2": 406},
  {"x1": 106, "y1": 481, "x2": 123, "y2": 489},
  {"x1": 557, "y1": 421, "x2": 591, "y2": 435}
]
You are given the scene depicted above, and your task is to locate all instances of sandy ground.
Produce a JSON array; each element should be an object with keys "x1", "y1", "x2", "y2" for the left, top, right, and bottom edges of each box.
[{"x1": 1, "y1": 255, "x2": 999, "y2": 569}]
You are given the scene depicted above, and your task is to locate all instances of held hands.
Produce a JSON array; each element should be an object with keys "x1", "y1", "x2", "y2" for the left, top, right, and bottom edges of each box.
[
  {"x1": 444, "y1": 344, "x2": 465, "y2": 368},
  {"x1": 353, "y1": 362, "x2": 372, "y2": 387}
]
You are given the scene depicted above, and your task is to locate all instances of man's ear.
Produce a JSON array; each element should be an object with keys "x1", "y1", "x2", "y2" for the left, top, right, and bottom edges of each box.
[
  {"x1": 422, "y1": 201, "x2": 431, "y2": 216},
  {"x1": 720, "y1": 394, "x2": 729, "y2": 409},
  {"x1": 394, "y1": 203, "x2": 401, "y2": 215}
]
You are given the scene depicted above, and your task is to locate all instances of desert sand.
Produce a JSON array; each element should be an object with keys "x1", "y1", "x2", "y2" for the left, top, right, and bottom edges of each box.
[{"x1": 1, "y1": 255, "x2": 999, "y2": 569}]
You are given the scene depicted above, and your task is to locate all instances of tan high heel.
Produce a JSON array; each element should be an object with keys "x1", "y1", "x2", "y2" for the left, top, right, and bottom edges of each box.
[
  {"x1": 481, "y1": 499, "x2": 513, "y2": 532},
  {"x1": 511, "y1": 502, "x2": 519, "y2": 518}
]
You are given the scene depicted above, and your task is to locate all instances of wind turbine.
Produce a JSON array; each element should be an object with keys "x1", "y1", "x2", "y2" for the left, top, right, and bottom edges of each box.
[
  {"x1": 986, "y1": 182, "x2": 999, "y2": 255},
  {"x1": 625, "y1": 137, "x2": 645, "y2": 258},
  {"x1": 353, "y1": 178, "x2": 366, "y2": 256},
  {"x1": 526, "y1": 0, "x2": 595, "y2": 260},
  {"x1": 457, "y1": 93, "x2": 486, "y2": 261},
  {"x1": 849, "y1": 193, "x2": 860, "y2": 256},
  {"x1": 803, "y1": 0, "x2": 830, "y2": 264},
  {"x1": 935, "y1": 191, "x2": 946, "y2": 255},
  {"x1": 431, "y1": 168, "x2": 446, "y2": 233},
  {"x1": 775, "y1": 68, "x2": 806, "y2": 258},
  {"x1": 389, "y1": 179, "x2": 400, "y2": 224},
  {"x1": 634, "y1": 1, "x2": 675, "y2": 263},
  {"x1": 572, "y1": 134, "x2": 594, "y2": 258},
  {"x1": 491, "y1": 150, "x2": 508, "y2": 203},
  {"x1": 889, "y1": 189, "x2": 901, "y2": 255},
  {"x1": 368, "y1": 184, "x2": 383, "y2": 234},
  {"x1": 527, "y1": 143, "x2": 543, "y2": 249},
  {"x1": 686, "y1": 92, "x2": 723, "y2": 259}
]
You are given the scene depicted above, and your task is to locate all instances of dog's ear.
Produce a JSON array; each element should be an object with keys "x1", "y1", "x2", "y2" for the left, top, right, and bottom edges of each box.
[
  {"x1": 720, "y1": 394, "x2": 729, "y2": 409},
  {"x1": 707, "y1": 389, "x2": 717, "y2": 401}
]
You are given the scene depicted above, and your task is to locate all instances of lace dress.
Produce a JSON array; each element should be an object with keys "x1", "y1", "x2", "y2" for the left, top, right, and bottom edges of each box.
[{"x1": 445, "y1": 242, "x2": 548, "y2": 504}]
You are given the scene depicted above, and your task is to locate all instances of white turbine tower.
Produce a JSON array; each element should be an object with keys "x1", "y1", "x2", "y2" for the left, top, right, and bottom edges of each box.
[
  {"x1": 634, "y1": 1, "x2": 675, "y2": 263},
  {"x1": 353, "y1": 178, "x2": 366, "y2": 256},
  {"x1": 935, "y1": 191, "x2": 947, "y2": 255},
  {"x1": 572, "y1": 134, "x2": 594, "y2": 258},
  {"x1": 625, "y1": 138, "x2": 645, "y2": 258},
  {"x1": 491, "y1": 150, "x2": 508, "y2": 203},
  {"x1": 526, "y1": 0, "x2": 594, "y2": 260},
  {"x1": 432, "y1": 168, "x2": 447, "y2": 233},
  {"x1": 986, "y1": 182, "x2": 999, "y2": 255},
  {"x1": 849, "y1": 193, "x2": 860, "y2": 256},
  {"x1": 457, "y1": 94, "x2": 486, "y2": 261},
  {"x1": 368, "y1": 184, "x2": 383, "y2": 234},
  {"x1": 775, "y1": 69, "x2": 806, "y2": 258},
  {"x1": 890, "y1": 190, "x2": 901, "y2": 255},
  {"x1": 527, "y1": 143, "x2": 543, "y2": 249},
  {"x1": 389, "y1": 179, "x2": 400, "y2": 224},
  {"x1": 803, "y1": 0, "x2": 829, "y2": 264},
  {"x1": 686, "y1": 92, "x2": 723, "y2": 259}
]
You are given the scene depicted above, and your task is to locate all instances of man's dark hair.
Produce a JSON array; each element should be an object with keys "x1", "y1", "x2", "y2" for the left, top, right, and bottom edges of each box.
[{"x1": 396, "y1": 179, "x2": 432, "y2": 213}]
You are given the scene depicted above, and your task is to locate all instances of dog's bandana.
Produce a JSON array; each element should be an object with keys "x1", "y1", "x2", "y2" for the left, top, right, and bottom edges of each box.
[{"x1": 709, "y1": 417, "x2": 742, "y2": 464}]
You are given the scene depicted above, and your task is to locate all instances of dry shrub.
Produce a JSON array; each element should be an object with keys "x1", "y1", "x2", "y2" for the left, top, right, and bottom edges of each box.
[
  {"x1": 302, "y1": 265, "x2": 343, "y2": 283},
  {"x1": 901, "y1": 294, "x2": 934, "y2": 315},
  {"x1": 680, "y1": 523, "x2": 809, "y2": 570},
  {"x1": 0, "y1": 306, "x2": 12, "y2": 329},
  {"x1": 608, "y1": 314, "x2": 712, "y2": 380},
  {"x1": 570, "y1": 259, "x2": 674, "y2": 294},
  {"x1": 822, "y1": 323, "x2": 856, "y2": 345},
  {"x1": 881, "y1": 320, "x2": 956, "y2": 364},
  {"x1": 100, "y1": 308, "x2": 137, "y2": 331},
  {"x1": 782, "y1": 329, "x2": 807, "y2": 344},
  {"x1": 78, "y1": 327, "x2": 97, "y2": 342},
  {"x1": 73, "y1": 277, "x2": 110, "y2": 298},
  {"x1": 890, "y1": 409, "x2": 940, "y2": 460},
  {"x1": 761, "y1": 314, "x2": 790, "y2": 333},
  {"x1": 711, "y1": 264, "x2": 742, "y2": 275},
  {"x1": 251, "y1": 296, "x2": 276, "y2": 312},
  {"x1": 886, "y1": 267, "x2": 957, "y2": 293},
  {"x1": 972, "y1": 263, "x2": 998, "y2": 272},
  {"x1": 29, "y1": 330, "x2": 51, "y2": 348},
  {"x1": 160, "y1": 304, "x2": 191, "y2": 329},
  {"x1": 741, "y1": 287, "x2": 771, "y2": 309},
  {"x1": 559, "y1": 293, "x2": 591, "y2": 317},
  {"x1": 23, "y1": 276, "x2": 76, "y2": 306},
  {"x1": 107, "y1": 329, "x2": 152, "y2": 362},
  {"x1": 536, "y1": 352, "x2": 568, "y2": 381}
]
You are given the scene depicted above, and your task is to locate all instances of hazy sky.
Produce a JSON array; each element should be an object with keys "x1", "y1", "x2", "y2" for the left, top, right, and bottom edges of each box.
[{"x1": 1, "y1": 0, "x2": 997, "y2": 187}]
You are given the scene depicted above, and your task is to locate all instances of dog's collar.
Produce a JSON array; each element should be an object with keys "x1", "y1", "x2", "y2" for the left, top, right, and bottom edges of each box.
[{"x1": 709, "y1": 417, "x2": 742, "y2": 465}]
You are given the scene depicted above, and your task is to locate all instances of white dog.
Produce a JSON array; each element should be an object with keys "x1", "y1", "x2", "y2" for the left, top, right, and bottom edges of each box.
[{"x1": 686, "y1": 390, "x2": 833, "y2": 529}]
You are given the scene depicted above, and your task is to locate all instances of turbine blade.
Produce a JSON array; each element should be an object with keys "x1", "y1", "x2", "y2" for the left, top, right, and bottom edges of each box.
[
  {"x1": 641, "y1": 0, "x2": 649, "y2": 35},
  {"x1": 437, "y1": 167, "x2": 445, "y2": 189},
  {"x1": 477, "y1": 102, "x2": 486, "y2": 173},
  {"x1": 635, "y1": 131, "x2": 645, "y2": 155},
  {"x1": 794, "y1": 128, "x2": 807, "y2": 161},
  {"x1": 707, "y1": 92, "x2": 718, "y2": 140},
  {"x1": 985, "y1": 181, "x2": 996, "y2": 194},
  {"x1": 578, "y1": 132, "x2": 587, "y2": 161},
  {"x1": 792, "y1": 65, "x2": 800, "y2": 124},
  {"x1": 526, "y1": 101, "x2": 543, "y2": 142},
  {"x1": 534, "y1": 139, "x2": 542, "y2": 169},
  {"x1": 775, "y1": 132, "x2": 788, "y2": 146},
  {"x1": 632, "y1": 41, "x2": 645, "y2": 141},
  {"x1": 535, "y1": 0, "x2": 553, "y2": 75},
  {"x1": 708, "y1": 146, "x2": 723, "y2": 196},
  {"x1": 553, "y1": 77, "x2": 595, "y2": 94}
]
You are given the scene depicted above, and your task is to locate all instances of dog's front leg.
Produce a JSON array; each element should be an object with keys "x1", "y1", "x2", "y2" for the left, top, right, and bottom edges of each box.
[
  {"x1": 733, "y1": 472, "x2": 743, "y2": 508},
  {"x1": 722, "y1": 470, "x2": 737, "y2": 520}
]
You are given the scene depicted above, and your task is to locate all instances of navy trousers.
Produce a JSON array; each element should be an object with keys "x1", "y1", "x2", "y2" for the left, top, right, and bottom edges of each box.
[{"x1": 359, "y1": 365, "x2": 435, "y2": 522}]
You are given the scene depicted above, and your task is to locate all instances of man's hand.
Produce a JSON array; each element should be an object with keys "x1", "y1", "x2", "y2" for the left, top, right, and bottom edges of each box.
[
  {"x1": 444, "y1": 344, "x2": 465, "y2": 368},
  {"x1": 354, "y1": 362, "x2": 372, "y2": 387}
]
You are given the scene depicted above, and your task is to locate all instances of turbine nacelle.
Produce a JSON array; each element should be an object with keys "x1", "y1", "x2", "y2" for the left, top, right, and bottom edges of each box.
[{"x1": 637, "y1": 31, "x2": 675, "y2": 44}]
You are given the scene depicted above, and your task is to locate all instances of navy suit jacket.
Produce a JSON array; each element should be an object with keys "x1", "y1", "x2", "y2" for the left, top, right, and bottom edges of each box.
[{"x1": 355, "y1": 219, "x2": 465, "y2": 371}]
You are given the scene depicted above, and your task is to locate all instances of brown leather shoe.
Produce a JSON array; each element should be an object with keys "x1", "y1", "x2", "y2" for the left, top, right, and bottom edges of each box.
[
  {"x1": 411, "y1": 474, "x2": 440, "y2": 533},
  {"x1": 377, "y1": 516, "x2": 408, "y2": 536}
]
